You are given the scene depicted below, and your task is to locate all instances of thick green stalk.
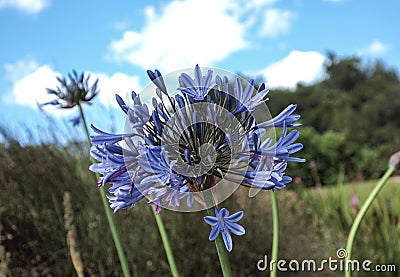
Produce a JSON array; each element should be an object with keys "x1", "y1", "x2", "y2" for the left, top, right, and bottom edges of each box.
[
  {"x1": 344, "y1": 166, "x2": 395, "y2": 277},
  {"x1": 206, "y1": 206, "x2": 233, "y2": 277},
  {"x1": 151, "y1": 206, "x2": 180, "y2": 277},
  {"x1": 78, "y1": 103, "x2": 132, "y2": 277},
  {"x1": 270, "y1": 190, "x2": 279, "y2": 277}
]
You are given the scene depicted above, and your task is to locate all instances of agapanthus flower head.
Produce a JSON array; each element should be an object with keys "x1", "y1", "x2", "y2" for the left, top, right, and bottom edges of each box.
[
  {"x1": 90, "y1": 65, "x2": 304, "y2": 251},
  {"x1": 90, "y1": 66, "x2": 304, "y2": 212},
  {"x1": 40, "y1": 70, "x2": 99, "y2": 109}
]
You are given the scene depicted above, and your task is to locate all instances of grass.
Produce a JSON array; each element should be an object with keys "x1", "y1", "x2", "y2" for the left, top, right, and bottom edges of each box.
[
  {"x1": 0, "y1": 136, "x2": 399, "y2": 276},
  {"x1": 301, "y1": 178, "x2": 400, "y2": 276}
]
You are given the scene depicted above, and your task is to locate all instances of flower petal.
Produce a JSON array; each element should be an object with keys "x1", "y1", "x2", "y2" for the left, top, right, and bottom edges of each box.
[
  {"x1": 209, "y1": 225, "x2": 220, "y2": 241},
  {"x1": 225, "y1": 222, "x2": 246, "y2": 236},
  {"x1": 218, "y1": 208, "x2": 229, "y2": 218},
  {"x1": 226, "y1": 211, "x2": 244, "y2": 222},
  {"x1": 204, "y1": 216, "x2": 218, "y2": 226},
  {"x1": 221, "y1": 229, "x2": 233, "y2": 252}
]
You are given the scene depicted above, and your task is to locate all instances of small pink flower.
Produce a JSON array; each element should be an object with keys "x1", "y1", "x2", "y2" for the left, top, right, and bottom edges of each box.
[{"x1": 350, "y1": 195, "x2": 359, "y2": 213}]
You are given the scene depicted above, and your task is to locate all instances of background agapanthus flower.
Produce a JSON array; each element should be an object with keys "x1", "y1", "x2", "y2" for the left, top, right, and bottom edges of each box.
[
  {"x1": 90, "y1": 65, "x2": 304, "y2": 251},
  {"x1": 40, "y1": 70, "x2": 99, "y2": 109}
]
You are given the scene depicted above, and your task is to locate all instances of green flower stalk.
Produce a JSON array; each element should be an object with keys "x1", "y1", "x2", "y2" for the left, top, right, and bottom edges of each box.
[
  {"x1": 344, "y1": 151, "x2": 399, "y2": 277},
  {"x1": 270, "y1": 190, "x2": 279, "y2": 277},
  {"x1": 151, "y1": 206, "x2": 180, "y2": 277}
]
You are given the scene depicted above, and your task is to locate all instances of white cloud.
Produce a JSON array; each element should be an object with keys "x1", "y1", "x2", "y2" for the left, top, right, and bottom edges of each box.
[
  {"x1": 4, "y1": 59, "x2": 61, "y2": 108},
  {"x1": 261, "y1": 50, "x2": 325, "y2": 89},
  {"x1": 91, "y1": 72, "x2": 141, "y2": 108},
  {"x1": 253, "y1": 0, "x2": 279, "y2": 5},
  {"x1": 260, "y1": 8, "x2": 295, "y2": 37},
  {"x1": 107, "y1": 0, "x2": 254, "y2": 72},
  {"x1": 107, "y1": 0, "x2": 296, "y2": 72},
  {"x1": 0, "y1": 0, "x2": 49, "y2": 14},
  {"x1": 4, "y1": 59, "x2": 39, "y2": 82},
  {"x1": 358, "y1": 40, "x2": 389, "y2": 56},
  {"x1": 4, "y1": 59, "x2": 140, "y2": 116}
]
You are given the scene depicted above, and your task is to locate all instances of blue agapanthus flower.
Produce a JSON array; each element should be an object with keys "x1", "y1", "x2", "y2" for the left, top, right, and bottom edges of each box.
[
  {"x1": 90, "y1": 65, "x2": 304, "y2": 251},
  {"x1": 41, "y1": 70, "x2": 99, "y2": 109},
  {"x1": 204, "y1": 208, "x2": 245, "y2": 252}
]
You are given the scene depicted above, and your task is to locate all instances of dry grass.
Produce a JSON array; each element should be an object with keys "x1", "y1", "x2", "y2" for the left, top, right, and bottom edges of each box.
[{"x1": 63, "y1": 192, "x2": 84, "y2": 277}]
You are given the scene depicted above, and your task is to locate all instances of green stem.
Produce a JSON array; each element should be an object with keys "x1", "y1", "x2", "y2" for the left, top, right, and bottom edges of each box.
[
  {"x1": 77, "y1": 104, "x2": 91, "y2": 147},
  {"x1": 151, "y1": 206, "x2": 180, "y2": 277},
  {"x1": 344, "y1": 166, "x2": 395, "y2": 277},
  {"x1": 206, "y1": 206, "x2": 233, "y2": 277},
  {"x1": 270, "y1": 190, "x2": 279, "y2": 277},
  {"x1": 78, "y1": 103, "x2": 132, "y2": 277}
]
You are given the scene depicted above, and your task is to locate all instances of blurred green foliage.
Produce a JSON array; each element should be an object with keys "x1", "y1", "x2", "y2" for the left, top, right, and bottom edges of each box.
[{"x1": 267, "y1": 53, "x2": 400, "y2": 186}]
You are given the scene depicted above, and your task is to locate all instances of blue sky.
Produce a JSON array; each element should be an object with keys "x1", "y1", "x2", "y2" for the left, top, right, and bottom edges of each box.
[{"x1": 0, "y1": 0, "x2": 399, "y2": 141}]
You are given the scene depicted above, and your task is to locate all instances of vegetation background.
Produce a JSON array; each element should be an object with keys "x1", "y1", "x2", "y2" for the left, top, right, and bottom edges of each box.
[{"x1": 0, "y1": 54, "x2": 399, "y2": 276}]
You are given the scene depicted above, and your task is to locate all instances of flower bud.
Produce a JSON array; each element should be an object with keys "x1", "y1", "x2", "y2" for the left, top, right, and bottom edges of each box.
[{"x1": 389, "y1": 151, "x2": 400, "y2": 169}]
